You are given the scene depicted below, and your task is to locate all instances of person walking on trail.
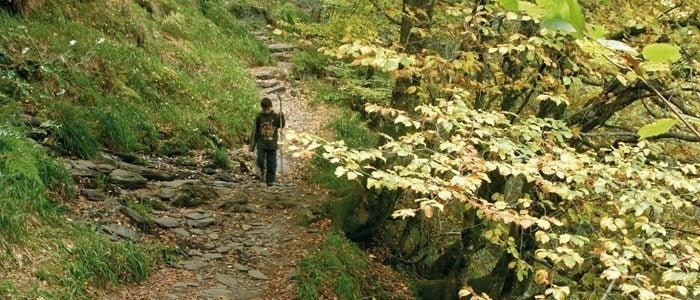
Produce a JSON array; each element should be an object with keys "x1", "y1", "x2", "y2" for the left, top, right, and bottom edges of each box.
[{"x1": 249, "y1": 96, "x2": 285, "y2": 186}]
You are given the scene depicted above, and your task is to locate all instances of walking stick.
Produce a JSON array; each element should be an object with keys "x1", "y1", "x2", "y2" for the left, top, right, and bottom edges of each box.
[{"x1": 278, "y1": 95, "x2": 284, "y2": 176}]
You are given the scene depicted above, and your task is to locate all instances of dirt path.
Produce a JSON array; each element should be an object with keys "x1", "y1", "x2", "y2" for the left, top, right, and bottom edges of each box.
[{"x1": 91, "y1": 31, "x2": 339, "y2": 300}]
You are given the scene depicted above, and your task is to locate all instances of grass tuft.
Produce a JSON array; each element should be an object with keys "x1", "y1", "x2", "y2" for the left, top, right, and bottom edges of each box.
[
  {"x1": 296, "y1": 231, "x2": 407, "y2": 299},
  {"x1": 210, "y1": 147, "x2": 230, "y2": 169}
]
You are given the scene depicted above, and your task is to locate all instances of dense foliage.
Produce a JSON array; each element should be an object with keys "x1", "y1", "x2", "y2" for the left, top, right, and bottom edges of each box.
[{"x1": 285, "y1": 0, "x2": 700, "y2": 298}]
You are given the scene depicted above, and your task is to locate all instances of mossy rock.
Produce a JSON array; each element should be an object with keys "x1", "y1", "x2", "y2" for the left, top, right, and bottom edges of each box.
[{"x1": 171, "y1": 182, "x2": 217, "y2": 208}]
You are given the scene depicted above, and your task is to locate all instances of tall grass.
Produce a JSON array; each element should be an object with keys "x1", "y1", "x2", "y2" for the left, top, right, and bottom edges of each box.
[
  {"x1": 296, "y1": 231, "x2": 400, "y2": 299},
  {"x1": 1, "y1": 0, "x2": 268, "y2": 158}
]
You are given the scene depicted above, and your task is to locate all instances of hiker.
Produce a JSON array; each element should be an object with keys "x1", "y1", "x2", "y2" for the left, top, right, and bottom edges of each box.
[{"x1": 249, "y1": 96, "x2": 285, "y2": 186}]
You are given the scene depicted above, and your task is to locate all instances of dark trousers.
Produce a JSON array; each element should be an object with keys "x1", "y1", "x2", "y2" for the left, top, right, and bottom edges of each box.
[{"x1": 256, "y1": 146, "x2": 277, "y2": 185}]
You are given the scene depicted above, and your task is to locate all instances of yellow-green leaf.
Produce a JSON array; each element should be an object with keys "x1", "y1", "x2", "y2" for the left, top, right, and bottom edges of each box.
[
  {"x1": 500, "y1": 0, "x2": 519, "y2": 11},
  {"x1": 637, "y1": 118, "x2": 678, "y2": 139},
  {"x1": 642, "y1": 43, "x2": 681, "y2": 63}
]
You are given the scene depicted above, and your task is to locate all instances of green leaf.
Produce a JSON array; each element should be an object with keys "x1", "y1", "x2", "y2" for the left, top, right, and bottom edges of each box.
[
  {"x1": 539, "y1": 0, "x2": 585, "y2": 37},
  {"x1": 382, "y1": 58, "x2": 400, "y2": 71},
  {"x1": 637, "y1": 118, "x2": 678, "y2": 139},
  {"x1": 642, "y1": 43, "x2": 682, "y2": 63},
  {"x1": 586, "y1": 24, "x2": 607, "y2": 39},
  {"x1": 541, "y1": 18, "x2": 577, "y2": 33},
  {"x1": 500, "y1": 0, "x2": 519, "y2": 11}
]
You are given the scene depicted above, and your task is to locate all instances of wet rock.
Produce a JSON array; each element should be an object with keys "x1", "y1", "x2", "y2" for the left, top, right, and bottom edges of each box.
[
  {"x1": 81, "y1": 189, "x2": 106, "y2": 201},
  {"x1": 247, "y1": 269, "x2": 269, "y2": 280},
  {"x1": 154, "y1": 216, "x2": 183, "y2": 228},
  {"x1": 216, "y1": 273, "x2": 240, "y2": 288},
  {"x1": 187, "y1": 217, "x2": 215, "y2": 228},
  {"x1": 109, "y1": 169, "x2": 147, "y2": 189},
  {"x1": 182, "y1": 258, "x2": 208, "y2": 271}
]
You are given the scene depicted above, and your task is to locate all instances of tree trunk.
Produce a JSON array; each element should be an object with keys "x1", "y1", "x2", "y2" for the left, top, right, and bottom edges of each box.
[{"x1": 390, "y1": 0, "x2": 436, "y2": 113}]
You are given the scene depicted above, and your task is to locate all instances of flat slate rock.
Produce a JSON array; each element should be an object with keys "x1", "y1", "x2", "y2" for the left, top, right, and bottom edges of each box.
[
  {"x1": 247, "y1": 269, "x2": 268, "y2": 280},
  {"x1": 233, "y1": 263, "x2": 249, "y2": 271},
  {"x1": 186, "y1": 211, "x2": 212, "y2": 220},
  {"x1": 187, "y1": 217, "x2": 215, "y2": 228},
  {"x1": 196, "y1": 288, "x2": 232, "y2": 299},
  {"x1": 182, "y1": 258, "x2": 208, "y2": 271},
  {"x1": 109, "y1": 169, "x2": 147, "y2": 189},
  {"x1": 253, "y1": 70, "x2": 274, "y2": 80},
  {"x1": 153, "y1": 216, "x2": 183, "y2": 228},
  {"x1": 203, "y1": 253, "x2": 224, "y2": 260},
  {"x1": 140, "y1": 168, "x2": 177, "y2": 181},
  {"x1": 267, "y1": 43, "x2": 296, "y2": 52},
  {"x1": 215, "y1": 273, "x2": 239, "y2": 288},
  {"x1": 81, "y1": 189, "x2": 106, "y2": 201},
  {"x1": 171, "y1": 228, "x2": 190, "y2": 238},
  {"x1": 103, "y1": 224, "x2": 140, "y2": 241}
]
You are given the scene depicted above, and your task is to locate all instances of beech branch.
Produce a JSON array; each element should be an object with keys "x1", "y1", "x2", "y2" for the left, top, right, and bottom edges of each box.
[
  {"x1": 368, "y1": 0, "x2": 401, "y2": 25},
  {"x1": 580, "y1": 131, "x2": 700, "y2": 142}
]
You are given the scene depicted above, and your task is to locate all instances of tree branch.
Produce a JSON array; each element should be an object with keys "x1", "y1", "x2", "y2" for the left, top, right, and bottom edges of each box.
[
  {"x1": 580, "y1": 130, "x2": 700, "y2": 142},
  {"x1": 368, "y1": 0, "x2": 401, "y2": 25}
]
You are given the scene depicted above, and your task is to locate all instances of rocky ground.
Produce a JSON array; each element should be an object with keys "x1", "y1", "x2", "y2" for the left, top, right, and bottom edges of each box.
[{"x1": 59, "y1": 30, "x2": 341, "y2": 299}]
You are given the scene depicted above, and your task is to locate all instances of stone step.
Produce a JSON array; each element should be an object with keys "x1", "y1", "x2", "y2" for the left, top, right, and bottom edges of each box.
[
  {"x1": 267, "y1": 43, "x2": 296, "y2": 53},
  {"x1": 263, "y1": 84, "x2": 286, "y2": 94},
  {"x1": 256, "y1": 79, "x2": 282, "y2": 89}
]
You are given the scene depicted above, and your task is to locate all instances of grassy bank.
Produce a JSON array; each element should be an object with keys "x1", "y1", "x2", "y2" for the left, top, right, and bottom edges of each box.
[
  {"x1": 1, "y1": 0, "x2": 270, "y2": 158},
  {"x1": 1, "y1": 0, "x2": 272, "y2": 297}
]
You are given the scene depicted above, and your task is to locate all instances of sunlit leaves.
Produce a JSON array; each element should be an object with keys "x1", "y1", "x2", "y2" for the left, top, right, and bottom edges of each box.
[
  {"x1": 642, "y1": 43, "x2": 682, "y2": 64},
  {"x1": 637, "y1": 118, "x2": 678, "y2": 139}
]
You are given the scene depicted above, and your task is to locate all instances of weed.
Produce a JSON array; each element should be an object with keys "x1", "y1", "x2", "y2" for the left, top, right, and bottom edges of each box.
[
  {"x1": 53, "y1": 104, "x2": 99, "y2": 159},
  {"x1": 290, "y1": 50, "x2": 327, "y2": 78},
  {"x1": 210, "y1": 147, "x2": 229, "y2": 169},
  {"x1": 56, "y1": 225, "x2": 151, "y2": 295},
  {"x1": 297, "y1": 231, "x2": 386, "y2": 300}
]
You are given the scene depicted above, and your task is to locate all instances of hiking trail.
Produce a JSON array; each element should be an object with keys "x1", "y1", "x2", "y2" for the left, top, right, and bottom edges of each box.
[{"x1": 59, "y1": 30, "x2": 339, "y2": 299}]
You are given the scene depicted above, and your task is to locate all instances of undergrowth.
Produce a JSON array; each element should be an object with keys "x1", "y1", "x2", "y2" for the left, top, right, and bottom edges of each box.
[{"x1": 297, "y1": 231, "x2": 399, "y2": 300}]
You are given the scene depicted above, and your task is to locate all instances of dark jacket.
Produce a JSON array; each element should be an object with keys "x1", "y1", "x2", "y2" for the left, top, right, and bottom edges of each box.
[{"x1": 250, "y1": 111, "x2": 285, "y2": 150}]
